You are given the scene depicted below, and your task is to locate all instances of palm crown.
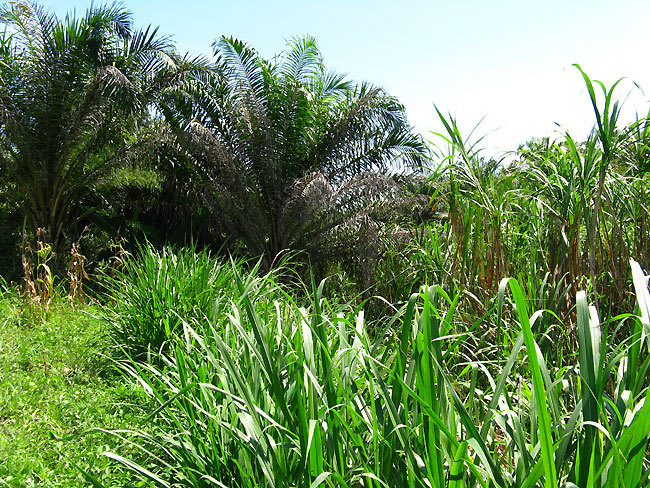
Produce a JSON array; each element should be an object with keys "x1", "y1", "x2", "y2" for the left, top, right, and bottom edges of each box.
[
  {"x1": 0, "y1": 0, "x2": 188, "y2": 256},
  {"x1": 164, "y1": 35, "x2": 425, "y2": 268}
]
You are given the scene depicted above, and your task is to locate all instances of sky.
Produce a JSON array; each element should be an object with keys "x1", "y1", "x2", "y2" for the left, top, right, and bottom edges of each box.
[{"x1": 49, "y1": 0, "x2": 650, "y2": 158}]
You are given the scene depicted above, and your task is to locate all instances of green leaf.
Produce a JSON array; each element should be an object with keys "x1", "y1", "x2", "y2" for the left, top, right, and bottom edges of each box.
[
  {"x1": 449, "y1": 441, "x2": 468, "y2": 488},
  {"x1": 503, "y1": 277, "x2": 558, "y2": 488}
]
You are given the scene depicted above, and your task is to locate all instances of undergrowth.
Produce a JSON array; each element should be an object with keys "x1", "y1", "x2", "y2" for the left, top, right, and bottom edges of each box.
[{"x1": 78, "y1": 247, "x2": 650, "y2": 487}]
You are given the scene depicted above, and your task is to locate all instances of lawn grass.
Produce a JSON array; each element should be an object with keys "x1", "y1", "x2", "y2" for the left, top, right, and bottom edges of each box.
[{"x1": 0, "y1": 294, "x2": 151, "y2": 487}]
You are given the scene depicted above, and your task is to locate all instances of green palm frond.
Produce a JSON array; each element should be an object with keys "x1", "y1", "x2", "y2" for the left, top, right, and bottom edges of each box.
[
  {"x1": 0, "y1": 0, "x2": 195, "y2": 261},
  {"x1": 159, "y1": 35, "x2": 426, "y2": 271}
]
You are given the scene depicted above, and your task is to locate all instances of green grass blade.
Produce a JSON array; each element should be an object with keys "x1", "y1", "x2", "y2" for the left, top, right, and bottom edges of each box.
[
  {"x1": 234, "y1": 265, "x2": 292, "y2": 423},
  {"x1": 631, "y1": 259, "x2": 650, "y2": 353},
  {"x1": 576, "y1": 289, "x2": 601, "y2": 485},
  {"x1": 103, "y1": 452, "x2": 171, "y2": 487},
  {"x1": 506, "y1": 277, "x2": 558, "y2": 488},
  {"x1": 620, "y1": 387, "x2": 650, "y2": 486}
]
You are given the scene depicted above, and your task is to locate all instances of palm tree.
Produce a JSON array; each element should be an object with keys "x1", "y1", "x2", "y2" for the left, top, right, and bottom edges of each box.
[
  {"x1": 164, "y1": 35, "x2": 425, "y2": 271},
  {"x1": 0, "y1": 1, "x2": 194, "y2": 259}
]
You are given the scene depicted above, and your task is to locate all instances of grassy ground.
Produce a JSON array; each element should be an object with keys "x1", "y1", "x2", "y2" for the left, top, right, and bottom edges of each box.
[{"x1": 0, "y1": 294, "x2": 151, "y2": 487}]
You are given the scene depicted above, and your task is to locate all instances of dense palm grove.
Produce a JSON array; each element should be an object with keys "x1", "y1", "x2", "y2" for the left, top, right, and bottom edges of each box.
[{"x1": 0, "y1": 2, "x2": 649, "y2": 487}]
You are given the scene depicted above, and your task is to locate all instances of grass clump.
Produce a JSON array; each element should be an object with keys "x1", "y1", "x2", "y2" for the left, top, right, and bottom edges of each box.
[
  {"x1": 101, "y1": 243, "x2": 246, "y2": 360},
  {"x1": 93, "y1": 257, "x2": 650, "y2": 487}
]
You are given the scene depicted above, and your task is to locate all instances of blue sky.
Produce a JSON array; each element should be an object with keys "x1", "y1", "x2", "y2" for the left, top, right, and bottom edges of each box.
[{"x1": 49, "y1": 0, "x2": 650, "y2": 156}]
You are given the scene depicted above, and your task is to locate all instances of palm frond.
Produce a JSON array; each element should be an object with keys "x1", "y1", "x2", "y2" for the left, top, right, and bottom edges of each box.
[{"x1": 280, "y1": 34, "x2": 320, "y2": 82}]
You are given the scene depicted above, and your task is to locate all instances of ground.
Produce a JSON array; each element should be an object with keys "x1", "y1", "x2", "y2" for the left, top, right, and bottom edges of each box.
[{"x1": 0, "y1": 296, "x2": 150, "y2": 487}]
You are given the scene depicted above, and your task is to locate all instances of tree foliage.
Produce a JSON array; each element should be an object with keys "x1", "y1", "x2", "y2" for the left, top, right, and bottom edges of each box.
[
  {"x1": 0, "y1": 0, "x2": 195, "y2": 259},
  {"x1": 161, "y1": 35, "x2": 425, "y2": 270}
]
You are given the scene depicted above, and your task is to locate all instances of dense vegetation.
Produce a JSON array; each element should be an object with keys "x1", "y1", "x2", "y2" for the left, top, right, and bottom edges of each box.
[{"x1": 0, "y1": 1, "x2": 649, "y2": 487}]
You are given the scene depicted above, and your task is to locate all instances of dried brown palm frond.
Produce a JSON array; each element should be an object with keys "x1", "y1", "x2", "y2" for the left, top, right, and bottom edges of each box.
[{"x1": 286, "y1": 171, "x2": 426, "y2": 289}]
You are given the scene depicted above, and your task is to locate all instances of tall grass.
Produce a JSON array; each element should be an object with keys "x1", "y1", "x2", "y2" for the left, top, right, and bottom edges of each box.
[
  {"x1": 100, "y1": 243, "x2": 246, "y2": 360},
  {"x1": 90, "y1": 250, "x2": 650, "y2": 487},
  {"x1": 376, "y1": 68, "x2": 650, "y2": 362}
]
